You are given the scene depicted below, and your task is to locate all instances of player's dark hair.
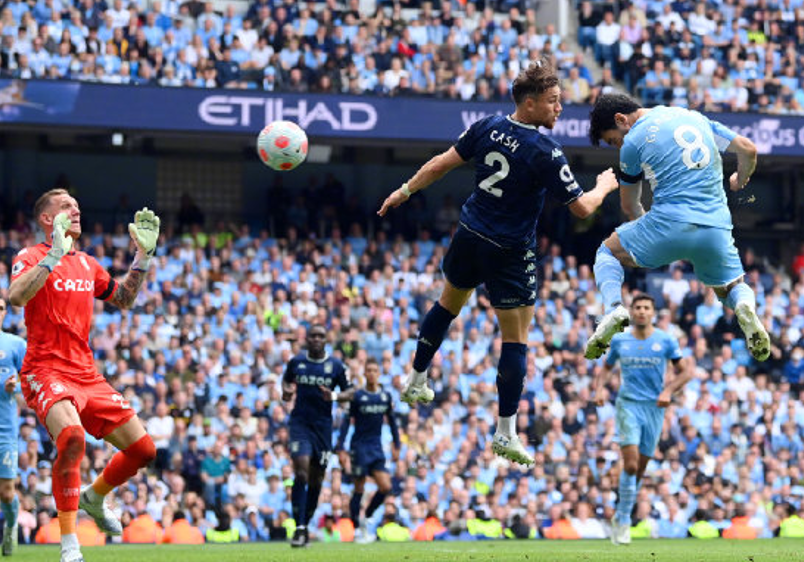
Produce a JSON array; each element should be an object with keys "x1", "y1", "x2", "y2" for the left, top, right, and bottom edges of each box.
[
  {"x1": 588, "y1": 93, "x2": 642, "y2": 146},
  {"x1": 511, "y1": 57, "x2": 559, "y2": 104},
  {"x1": 33, "y1": 188, "x2": 69, "y2": 227},
  {"x1": 365, "y1": 356, "x2": 379, "y2": 368},
  {"x1": 631, "y1": 293, "x2": 655, "y2": 308}
]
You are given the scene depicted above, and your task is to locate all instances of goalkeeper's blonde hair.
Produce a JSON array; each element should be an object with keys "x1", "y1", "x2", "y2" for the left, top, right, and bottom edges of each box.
[{"x1": 33, "y1": 188, "x2": 70, "y2": 229}]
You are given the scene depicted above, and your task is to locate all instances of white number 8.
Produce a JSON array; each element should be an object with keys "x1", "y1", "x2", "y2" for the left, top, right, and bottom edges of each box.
[{"x1": 673, "y1": 125, "x2": 711, "y2": 170}]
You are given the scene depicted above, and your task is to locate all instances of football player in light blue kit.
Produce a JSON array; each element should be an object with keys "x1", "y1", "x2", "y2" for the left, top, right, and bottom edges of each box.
[
  {"x1": 593, "y1": 294, "x2": 690, "y2": 545},
  {"x1": 585, "y1": 94, "x2": 770, "y2": 362},
  {"x1": 0, "y1": 299, "x2": 25, "y2": 556}
]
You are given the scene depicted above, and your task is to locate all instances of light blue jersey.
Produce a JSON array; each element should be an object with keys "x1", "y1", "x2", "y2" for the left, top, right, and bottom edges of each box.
[
  {"x1": 0, "y1": 332, "x2": 24, "y2": 479},
  {"x1": 606, "y1": 328, "x2": 682, "y2": 402},
  {"x1": 619, "y1": 106, "x2": 737, "y2": 230}
]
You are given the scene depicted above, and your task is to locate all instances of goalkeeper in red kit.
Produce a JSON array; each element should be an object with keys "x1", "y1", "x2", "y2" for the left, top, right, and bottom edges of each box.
[{"x1": 9, "y1": 189, "x2": 160, "y2": 562}]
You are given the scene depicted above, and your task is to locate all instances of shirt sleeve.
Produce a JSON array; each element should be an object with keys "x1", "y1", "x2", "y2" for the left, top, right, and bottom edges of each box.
[
  {"x1": 15, "y1": 338, "x2": 26, "y2": 372},
  {"x1": 605, "y1": 339, "x2": 620, "y2": 367},
  {"x1": 282, "y1": 359, "x2": 296, "y2": 384},
  {"x1": 453, "y1": 118, "x2": 481, "y2": 161},
  {"x1": 541, "y1": 146, "x2": 584, "y2": 205},
  {"x1": 337, "y1": 363, "x2": 351, "y2": 391},
  {"x1": 92, "y1": 257, "x2": 117, "y2": 301},
  {"x1": 618, "y1": 137, "x2": 643, "y2": 184},
  {"x1": 708, "y1": 118, "x2": 738, "y2": 153},
  {"x1": 386, "y1": 396, "x2": 401, "y2": 449},
  {"x1": 11, "y1": 248, "x2": 38, "y2": 280},
  {"x1": 666, "y1": 334, "x2": 684, "y2": 361}
]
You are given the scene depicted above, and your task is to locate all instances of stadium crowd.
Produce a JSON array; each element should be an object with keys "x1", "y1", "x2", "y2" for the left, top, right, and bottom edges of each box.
[
  {"x1": 0, "y1": 188, "x2": 804, "y2": 544},
  {"x1": 580, "y1": 0, "x2": 804, "y2": 113}
]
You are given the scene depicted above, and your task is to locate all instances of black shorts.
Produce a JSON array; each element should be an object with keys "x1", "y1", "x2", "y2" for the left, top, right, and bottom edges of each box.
[
  {"x1": 441, "y1": 225, "x2": 538, "y2": 309},
  {"x1": 289, "y1": 421, "x2": 332, "y2": 468}
]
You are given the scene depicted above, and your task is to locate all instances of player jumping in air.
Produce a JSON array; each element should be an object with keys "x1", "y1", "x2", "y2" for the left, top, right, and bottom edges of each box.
[
  {"x1": 377, "y1": 58, "x2": 619, "y2": 466},
  {"x1": 336, "y1": 357, "x2": 400, "y2": 542},
  {"x1": 282, "y1": 324, "x2": 354, "y2": 548},
  {"x1": 592, "y1": 294, "x2": 690, "y2": 545},
  {"x1": 0, "y1": 299, "x2": 24, "y2": 556},
  {"x1": 9, "y1": 189, "x2": 160, "y2": 562},
  {"x1": 585, "y1": 94, "x2": 770, "y2": 362}
]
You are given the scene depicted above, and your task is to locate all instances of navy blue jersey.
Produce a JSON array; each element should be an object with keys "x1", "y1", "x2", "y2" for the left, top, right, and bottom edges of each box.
[
  {"x1": 284, "y1": 354, "x2": 350, "y2": 430},
  {"x1": 454, "y1": 114, "x2": 584, "y2": 247},
  {"x1": 337, "y1": 389, "x2": 400, "y2": 451}
]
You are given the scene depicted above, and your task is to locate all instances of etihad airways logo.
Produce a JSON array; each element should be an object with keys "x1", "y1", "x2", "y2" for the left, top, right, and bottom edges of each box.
[
  {"x1": 53, "y1": 279, "x2": 94, "y2": 292},
  {"x1": 198, "y1": 97, "x2": 378, "y2": 131}
]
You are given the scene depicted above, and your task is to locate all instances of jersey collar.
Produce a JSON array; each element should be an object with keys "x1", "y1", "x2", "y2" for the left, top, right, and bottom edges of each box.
[
  {"x1": 41, "y1": 242, "x2": 76, "y2": 256},
  {"x1": 506, "y1": 115, "x2": 538, "y2": 130},
  {"x1": 305, "y1": 352, "x2": 329, "y2": 363}
]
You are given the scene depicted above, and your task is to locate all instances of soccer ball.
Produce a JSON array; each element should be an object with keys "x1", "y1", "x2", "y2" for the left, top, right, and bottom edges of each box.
[{"x1": 257, "y1": 121, "x2": 308, "y2": 171}]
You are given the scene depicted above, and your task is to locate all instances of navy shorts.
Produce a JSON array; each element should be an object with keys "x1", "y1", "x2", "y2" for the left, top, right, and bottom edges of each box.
[
  {"x1": 351, "y1": 444, "x2": 387, "y2": 478},
  {"x1": 289, "y1": 421, "x2": 332, "y2": 469},
  {"x1": 442, "y1": 225, "x2": 538, "y2": 309}
]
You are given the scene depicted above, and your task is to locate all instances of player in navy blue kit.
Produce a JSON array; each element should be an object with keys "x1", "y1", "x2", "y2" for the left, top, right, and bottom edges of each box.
[
  {"x1": 378, "y1": 58, "x2": 619, "y2": 465},
  {"x1": 0, "y1": 299, "x2": 24, "y2": 556},
  {"x1": 282, "y1": 324, "x2": 354, "y2": 548},
  {"x1": 336, "y1": 358, "x2": 400, "y2": 542},
  {"x1": 592, "y1": 294, "x2": 690, "y2": 545}
]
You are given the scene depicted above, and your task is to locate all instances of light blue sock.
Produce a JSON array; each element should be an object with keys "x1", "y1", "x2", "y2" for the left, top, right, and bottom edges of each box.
[
  {"x1": 594, "y1": 244, "x2": 624, "y2": 314},
  {"x1": 725, "y1": 282, "x2": 755, "y2": 311},
  {"x1": 2, "y1": 496, "x2": 18, "y2": 528},
  {"x1": 615, "y1": 472, "x2": 638, "y2": 525}
]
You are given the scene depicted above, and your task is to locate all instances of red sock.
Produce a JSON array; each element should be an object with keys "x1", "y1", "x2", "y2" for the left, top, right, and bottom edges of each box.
[
  {"x1": 102, "y1": 434, "x2": 156, "y2": 487},
  {"x1": 53, "y1": 426, "x2": 85, "y2": 512}
]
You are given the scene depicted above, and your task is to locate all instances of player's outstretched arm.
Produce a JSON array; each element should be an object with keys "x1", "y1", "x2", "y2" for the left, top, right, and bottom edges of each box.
[
  {"x1": 377, "y1": 147, "x2": 465, "y2": 216},
  {"x1": 657, "y1": 357, "x2": 693, "y2": 407},
  {"x1": 568, "y1": 168, "x2": 619, "y2": 219},
  {"x1": 9, "y1": 213, "x2": 73, "y2": 307},
  {"x1": 725, "y1": 135, "x2": 758, "y2": 192},
  {"x1": 592, "y1": 363, "x2": 615, "y2": 406},
  {"x1": 109, "y1": 208, "x2": 160, "y2": 310}
]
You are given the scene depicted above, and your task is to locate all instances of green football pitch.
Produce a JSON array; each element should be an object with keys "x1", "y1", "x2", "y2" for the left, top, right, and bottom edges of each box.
[{"x1": 12, "y1": 540, "x2": 804, "y2": 562}]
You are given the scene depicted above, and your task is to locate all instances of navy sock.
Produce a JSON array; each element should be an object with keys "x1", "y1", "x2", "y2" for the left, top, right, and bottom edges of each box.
[
  {"x1": 291, "y1": 478, "x2": 308, "y2": 526},
  {"x1": 412, "y1": 302, "x2": 456, "y2": 373},
  {"x1": 365, "y1": 491, "x2": 387, "y2": 518},
  {"x1": 305, "y1": 482, "x2": 322, "y2": 525},
  {"x1": 350, "y1": 492, "x2": 363, "y2": 527},
  {"x1": 496, "y1": 342, "x2": 528, "y2": 417}
]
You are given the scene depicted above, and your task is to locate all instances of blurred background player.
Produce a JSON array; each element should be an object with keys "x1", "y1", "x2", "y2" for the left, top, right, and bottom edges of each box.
[
  {"x1": 8, "y1": 190, "x2": 160, "y2": 562},
  {"x1": 377, "y1": 58, "x2": 620, "y2": 466},
  {"x1": 0, "y1": 298, "x2": 24, "y2": 556},
  {"x1": 282, "y1": 325, "x2": 354, "y2": 548},
  {"x1": 593, "y1": 294, "x2": 691, "y2": 545},
  {"x1": 336, "y1": 357, "x2": 400, "y2": 543},
  {"x1": 585, "y1": 94, "x2": 770, "y2": 363}
]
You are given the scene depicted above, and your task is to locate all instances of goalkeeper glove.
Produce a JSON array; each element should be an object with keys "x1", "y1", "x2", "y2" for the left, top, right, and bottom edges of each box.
[
  {"x1": 129, "y1": 207, "x2": 160, "y2": 271},
  {"x1": 40, "y1": 212, "x2": 73, "y2": 271}
]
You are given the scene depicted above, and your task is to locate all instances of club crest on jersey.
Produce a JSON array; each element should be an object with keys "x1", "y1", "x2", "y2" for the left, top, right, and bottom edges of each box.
[
  {"x1": 360, "y1": 395, "x2": 368, "y2": 402},
  {"x1": 11, "y1": 262, "x2": 24, "y2": 276},
  {"x1": 324, "y1": 362, "x2": 333, "y2": 374},
  {"x1": 652, "y1": 343, "x2": 663, "y2": 352},
  {"x1": 552, "y1": 148, "x2": 563, "y2": 159}
]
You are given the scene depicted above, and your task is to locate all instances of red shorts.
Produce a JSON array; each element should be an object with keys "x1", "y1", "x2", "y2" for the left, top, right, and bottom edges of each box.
[{"x1": 21, "y1": 371, "x2": 136, "y2": 439}]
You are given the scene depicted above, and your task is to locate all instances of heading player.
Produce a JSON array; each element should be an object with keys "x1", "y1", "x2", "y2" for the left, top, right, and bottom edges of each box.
[
  {"x1": 377, "y1": 58, "x2": 619, "y2": 466},
  {"x1": 585, "y1": 94, "x2": 770, "y2": 363},
  {"x1": 282, "y1": 324, "x2": 354, "y2": 548},
  {"x1": 592, "y1": 294, "x2": 690, "y2": 545},
  {"x1": 0, "y1": 299, "x2": 24, "y2": 556},
  {"x1": 9, "y1": 189, "x2": 160, "y2": 562},
  {"x1": 336, "y1": 357, "x2": 400, "y2": 542}
]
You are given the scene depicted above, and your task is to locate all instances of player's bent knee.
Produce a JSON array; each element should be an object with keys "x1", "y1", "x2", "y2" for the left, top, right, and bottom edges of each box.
[{"x1": 131, "y1": 434, "x2": 157, "y2": 466}]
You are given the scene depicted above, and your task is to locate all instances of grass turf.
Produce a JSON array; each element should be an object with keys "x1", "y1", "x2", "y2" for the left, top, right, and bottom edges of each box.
[{"x1": 12, "y1": 540, "x2": 804, "y2": 562}]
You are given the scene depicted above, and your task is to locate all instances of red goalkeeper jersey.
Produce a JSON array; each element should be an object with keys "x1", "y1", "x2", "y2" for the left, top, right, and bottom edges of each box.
[{"x1": 11, "y1": 243, "x2": 117, "y2": 382}]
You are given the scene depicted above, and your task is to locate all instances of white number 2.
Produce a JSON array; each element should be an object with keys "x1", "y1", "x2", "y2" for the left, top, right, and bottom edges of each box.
[
  {"x1": 673, "y1": 125, "x2": 711, "y2": 170},
  {"x1": 478, "y1": 151, "x2": 509, "y2": 197}
]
